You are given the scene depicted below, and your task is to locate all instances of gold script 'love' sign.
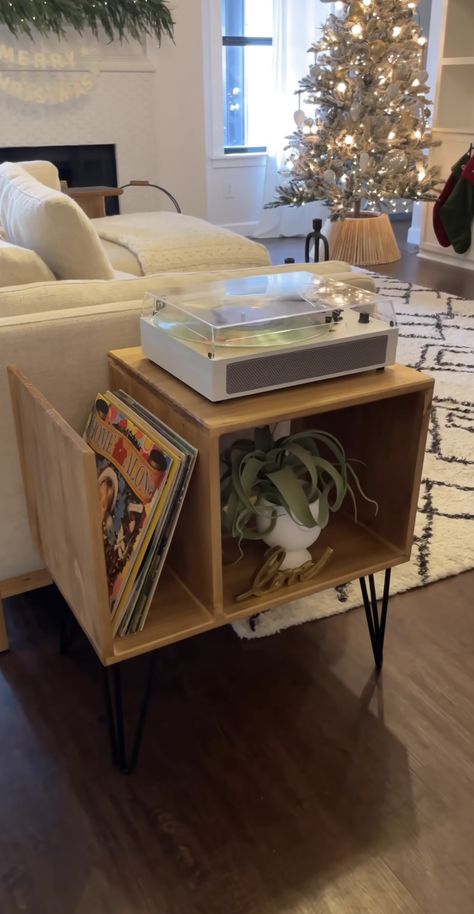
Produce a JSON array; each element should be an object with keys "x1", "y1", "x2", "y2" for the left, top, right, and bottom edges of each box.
[{"x1": 236, "y1": 545, "x2": 334, "y2": 603}]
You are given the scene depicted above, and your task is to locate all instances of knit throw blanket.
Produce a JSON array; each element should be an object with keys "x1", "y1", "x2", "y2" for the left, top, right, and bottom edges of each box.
[{"x1": 93, "y1": 212, "x2": 270, "y2": 275}]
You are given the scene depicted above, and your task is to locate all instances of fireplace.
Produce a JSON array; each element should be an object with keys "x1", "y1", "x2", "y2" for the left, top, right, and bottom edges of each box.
[{"x1": 0, "y1": 144, "x2": 119, "y2": 214}]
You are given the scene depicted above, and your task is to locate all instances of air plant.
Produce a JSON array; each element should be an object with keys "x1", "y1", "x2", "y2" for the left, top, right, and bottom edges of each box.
[{"x1": 221, "y1": 425, "x2": 377, "y2": 559}]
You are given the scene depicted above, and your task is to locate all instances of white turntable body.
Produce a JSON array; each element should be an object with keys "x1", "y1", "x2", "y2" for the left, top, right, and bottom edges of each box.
[{"x1": 140, "y1": 272, "x2": 399, "y2": 402}]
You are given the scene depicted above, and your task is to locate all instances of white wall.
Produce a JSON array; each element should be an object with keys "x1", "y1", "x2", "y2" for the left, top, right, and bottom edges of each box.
[
  {"x1": 147, "y1": 0, "x2": 208, "y2": 219},
  {"x1": 0, "y1": 1, "x2": 209, "y2": 218},
  {"x1": 206, "y1": 154, "x2": 267, "y2": 234}
]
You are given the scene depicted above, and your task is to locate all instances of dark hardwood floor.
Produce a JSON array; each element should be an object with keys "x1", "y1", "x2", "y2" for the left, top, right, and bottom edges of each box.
[
  {"x1": 267, "y1": 219, "x2": 474, "y2": 298},
  {"x1": 1, "y1": 229, "x2": 473, "y2": 914}
]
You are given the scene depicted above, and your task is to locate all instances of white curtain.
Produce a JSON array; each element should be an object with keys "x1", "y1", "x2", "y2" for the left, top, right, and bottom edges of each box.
[{"x1": 252, "y1": 0, "x2": 329, "y2": 238}]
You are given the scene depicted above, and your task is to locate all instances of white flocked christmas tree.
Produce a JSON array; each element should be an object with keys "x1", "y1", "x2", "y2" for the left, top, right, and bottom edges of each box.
[{"x1": 268, "y1": 0, "x2": 441, "y2": 220}]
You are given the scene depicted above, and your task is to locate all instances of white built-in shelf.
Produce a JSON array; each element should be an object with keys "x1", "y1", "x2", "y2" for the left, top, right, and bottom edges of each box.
[
  {"x1": 433, "y1": 127, "x2": 473, "y2": 134},
  {"x1": 442, "y1": 57, "x2": 474, "y2": 66},
  {"x1": 419, "y1": 0, "x2": 474, "y2": 270},
  {"x1": 443, "y1": 0, "x2": 474, "y2": 59},
  {"x1": 418, "y1": 242, "x2": 474, "y2": 270},
  {"x1": 436, "y1": 63, "x2": 474, "y2": 132}
]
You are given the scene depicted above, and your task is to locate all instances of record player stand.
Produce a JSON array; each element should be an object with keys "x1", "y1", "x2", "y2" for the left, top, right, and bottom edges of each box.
[{"x1": 7, "y1": 358, "x2": 433, "y2": 772}]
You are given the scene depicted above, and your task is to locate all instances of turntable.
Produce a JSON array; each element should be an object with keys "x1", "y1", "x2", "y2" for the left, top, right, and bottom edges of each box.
[{"x1": 140, "y1": 270, "x2": 398, "y2": 401}]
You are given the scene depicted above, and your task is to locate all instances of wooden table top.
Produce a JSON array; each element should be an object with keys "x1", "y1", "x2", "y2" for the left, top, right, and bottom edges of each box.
[
  {"x1": 109, "y1": 347, "x2": 433, "y2": 435},
  {"x1": 67, "y1": 186, "x2": 123, "y2": 197}
]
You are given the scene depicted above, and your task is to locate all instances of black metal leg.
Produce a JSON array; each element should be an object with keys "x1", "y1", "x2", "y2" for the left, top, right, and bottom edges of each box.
[
  {"x1": 103, "y1": 652, "x2": 157, "y2": 774},
  {"x1": 249, "y1": 613, "x2": 260, "y2": 633},
  {"x1": 359, "y1": 568, "x2": 392, "y2": 672}
]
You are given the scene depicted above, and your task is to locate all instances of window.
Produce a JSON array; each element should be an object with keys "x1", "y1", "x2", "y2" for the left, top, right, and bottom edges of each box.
[{"x1": 221, "y1": 0, "x2": 273, "y2": 154}]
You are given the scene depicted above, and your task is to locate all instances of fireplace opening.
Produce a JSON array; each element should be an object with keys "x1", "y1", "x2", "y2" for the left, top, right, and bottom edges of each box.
[{"x1": 0, "y1": 144, "x2": 119, "y2": 214}]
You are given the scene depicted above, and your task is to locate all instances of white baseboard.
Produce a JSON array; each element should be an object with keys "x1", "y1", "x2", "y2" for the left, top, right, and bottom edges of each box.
[
  {"x1": 418, "y1": 243, "x2": 474, "y2": 272},
  {"x1": 219, "y1": 221, "x2": 259, "y2": 236},
  {"x1": 407, "y1": 225, "x2": 421, "y2": 246}
]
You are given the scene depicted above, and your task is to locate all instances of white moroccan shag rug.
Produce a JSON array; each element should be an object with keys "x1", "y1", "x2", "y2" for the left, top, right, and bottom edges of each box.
[{"x1": 233, "y1": 276, "x2": 474, "y2": 639}]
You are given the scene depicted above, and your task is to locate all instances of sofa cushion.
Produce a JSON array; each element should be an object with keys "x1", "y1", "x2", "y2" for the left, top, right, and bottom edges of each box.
[
  {"x1": 0, "y1": 162, "x2": 115, "y2": 280},
  {"x1": 0, "y1": 240, "x2": 55, "y2": 287},
  {"x1": 0, "y1": 261, "x2": 374, "y2": 319},
  {"x1": 0, "y1": 161, "x2": 61, "y2": 240},
  {"x1": 16, "y1": 159, "x2": 61, "y2": 191}
]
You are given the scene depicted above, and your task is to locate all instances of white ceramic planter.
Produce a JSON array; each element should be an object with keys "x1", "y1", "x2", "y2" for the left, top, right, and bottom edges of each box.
[{"x1": 256, "y1": 498, "x2": 321, "y2": 570}]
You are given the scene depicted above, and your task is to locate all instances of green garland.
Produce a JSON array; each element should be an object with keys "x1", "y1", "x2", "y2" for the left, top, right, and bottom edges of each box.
[{"x1": 0, "y1": 0, "x2": 174, "y2": 44}]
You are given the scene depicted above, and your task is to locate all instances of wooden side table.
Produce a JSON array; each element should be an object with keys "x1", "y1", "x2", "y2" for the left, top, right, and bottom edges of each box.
[
  {"x1": 8, "y1": 357, "x2": 433, "y2": 772},
  {"x1": 108, "y1": 351, "x2": 433, "y2": 627},
  {"x1": 66, "y1": 185, "x2": 123, "y2": 219}
]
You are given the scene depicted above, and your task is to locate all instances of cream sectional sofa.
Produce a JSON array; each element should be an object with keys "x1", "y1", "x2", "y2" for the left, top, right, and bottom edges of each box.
[
  {"x1": 0, "y1": 159, "x2": 271, "y2": 281},
  {"x1": 0, "y1": 260, "x2": 375, "y2": 651}
]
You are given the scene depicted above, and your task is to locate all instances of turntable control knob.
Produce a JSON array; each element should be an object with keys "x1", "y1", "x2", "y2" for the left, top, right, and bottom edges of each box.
[{"x1": 358, "y1": 311, "x2": 370, "y2": 324}]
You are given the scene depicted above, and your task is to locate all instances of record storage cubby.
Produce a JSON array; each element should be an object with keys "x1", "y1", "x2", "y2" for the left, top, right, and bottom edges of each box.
[{"x1": 99, "y1": 349, "x2": 435, "y2": 665}]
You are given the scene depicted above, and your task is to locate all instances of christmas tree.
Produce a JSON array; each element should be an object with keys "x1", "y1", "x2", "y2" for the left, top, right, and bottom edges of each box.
[{"x1": 268, "y1": 0, "x2": 440, "y2": 219}]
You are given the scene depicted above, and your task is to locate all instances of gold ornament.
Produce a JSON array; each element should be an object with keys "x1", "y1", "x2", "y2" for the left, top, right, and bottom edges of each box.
[{"x1": 348, "y1": 1, "x2": 365, "y2": 17}]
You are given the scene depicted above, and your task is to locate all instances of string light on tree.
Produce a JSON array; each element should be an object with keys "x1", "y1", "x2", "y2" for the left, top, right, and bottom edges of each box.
[{"x1": 266, "y1": 0, "x2": 441, "y2": 221}]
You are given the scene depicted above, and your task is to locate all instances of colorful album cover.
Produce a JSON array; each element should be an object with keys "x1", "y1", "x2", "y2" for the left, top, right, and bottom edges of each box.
[{"x1": 84, "y1": 394, "x2": 180, "y2": 615}]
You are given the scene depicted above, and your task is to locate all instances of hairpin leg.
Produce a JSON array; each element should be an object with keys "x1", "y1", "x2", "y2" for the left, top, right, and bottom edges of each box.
[
  {"x1": 359, "y1": 568, "x2": 391, "y2": 671},
  {"x1": 103, "y1": 652, "x2": 157, "y2": 774}
]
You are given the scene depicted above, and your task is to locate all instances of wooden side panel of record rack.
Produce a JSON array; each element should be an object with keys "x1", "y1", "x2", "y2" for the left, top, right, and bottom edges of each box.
[{"x1": 8, "y1": 366, "x2": 113, "y2": 662}]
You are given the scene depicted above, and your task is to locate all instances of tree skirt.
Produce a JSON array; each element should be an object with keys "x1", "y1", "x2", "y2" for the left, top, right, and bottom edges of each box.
[{"x1": 233, "y1": 276, "x2": 474, "y2": 639}]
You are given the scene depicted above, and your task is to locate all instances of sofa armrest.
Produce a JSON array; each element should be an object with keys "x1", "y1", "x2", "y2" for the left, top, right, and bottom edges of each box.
[
  {"x1": 0, "y1": 260, "x2": 375, "y2": 319},
  {"x1": 0, "y1": 298, "x2": 142, "y2": 581}
]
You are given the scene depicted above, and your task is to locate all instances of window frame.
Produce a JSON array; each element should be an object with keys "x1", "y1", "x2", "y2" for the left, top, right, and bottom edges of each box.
[{"x1": 221, "y1": 10, "x2": 273, "y2": 155}]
